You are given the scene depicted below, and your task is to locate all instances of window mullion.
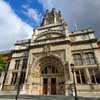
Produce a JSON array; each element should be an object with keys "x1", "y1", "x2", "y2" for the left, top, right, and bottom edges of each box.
[
  {"x1": 93, "y1": 69, "x2": 97, "y2": 84},
  {"x1": 79, "y1": 70, "x2": 82, "y2": 84}
]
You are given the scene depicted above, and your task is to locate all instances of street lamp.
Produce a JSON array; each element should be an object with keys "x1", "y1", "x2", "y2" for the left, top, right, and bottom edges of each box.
[
  {"x1": 15, "y1": 70, "x2": 23, "y2": 100},
  {"x1": 70, "y1": 63, "x2": 78, "y2": 100}
]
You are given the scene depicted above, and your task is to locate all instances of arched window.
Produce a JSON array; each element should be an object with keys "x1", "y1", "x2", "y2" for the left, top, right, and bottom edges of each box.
[{"x1": 41, "y1": 65, "x2": 58, "y2": 74}]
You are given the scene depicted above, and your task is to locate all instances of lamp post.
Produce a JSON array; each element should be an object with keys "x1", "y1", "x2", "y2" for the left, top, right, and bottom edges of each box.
[
  {"x1": 16, "y1": 69, "x2": 23, "y2": 100},
  {"x1": 70, "y1": 63, "x2": 78, "y2": 100}
]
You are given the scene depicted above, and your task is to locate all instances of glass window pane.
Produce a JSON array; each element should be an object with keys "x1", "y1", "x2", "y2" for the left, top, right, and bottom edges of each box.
[
  {"x1": 73, "y1": 54, "x2": 83, "y2": 66},
  {"x1": 85, "y1": 53, "x2": 96, "y2": 65}
]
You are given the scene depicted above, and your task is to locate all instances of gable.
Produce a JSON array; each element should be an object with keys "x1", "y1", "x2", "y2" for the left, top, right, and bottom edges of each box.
[{"x1": 34, "y1": 30, "x2": 66, "y2": 41}]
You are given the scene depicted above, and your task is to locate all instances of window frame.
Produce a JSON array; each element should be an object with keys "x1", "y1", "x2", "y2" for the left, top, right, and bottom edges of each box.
[
  {"x1": 73, "y1": 53, "x2": 83, "y2": 66},
  {"x1": 11, "y1": 72, "x2": 18, "y2": 85},
  {"x1": 84, "y1": 52, "x2": 96, "y2": 65},
  {"x1": 75, "y1": 69, "x2": 86, "y2": 84},
  {"x1": 15, "y1": 60, "x2": 20, "y2": 70}
]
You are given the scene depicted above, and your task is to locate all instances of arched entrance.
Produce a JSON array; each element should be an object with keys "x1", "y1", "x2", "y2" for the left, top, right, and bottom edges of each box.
[{"x1": 39, "y1": 55, "x2": 65, "y2": 95}]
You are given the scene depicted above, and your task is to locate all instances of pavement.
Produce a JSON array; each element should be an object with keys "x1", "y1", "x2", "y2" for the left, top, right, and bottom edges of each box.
[{"x1": 0, "y1": 95, "x2": 100, "y2": 100}]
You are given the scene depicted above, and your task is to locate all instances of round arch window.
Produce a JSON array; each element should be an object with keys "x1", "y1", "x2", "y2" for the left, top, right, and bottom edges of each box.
[{"x1": 41, "y1": 65, "x2": 58, "y2": 74}]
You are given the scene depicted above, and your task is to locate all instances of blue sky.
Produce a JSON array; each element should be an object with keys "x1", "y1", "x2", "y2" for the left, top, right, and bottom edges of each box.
[
  {"x1": 5, "y1": 0, "x2": 44, "y2": 27},
  {"x1": 0, "y1": 0, "x2": 100, "y2": 50}
]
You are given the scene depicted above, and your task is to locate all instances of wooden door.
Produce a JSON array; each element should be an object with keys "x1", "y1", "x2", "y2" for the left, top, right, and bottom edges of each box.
[
  {"x1": 43, "y1": 78, "x2": 48, "y2": 95},
  {"x1": 51, "y1": 78, "x2": 56, "y2": 95}
]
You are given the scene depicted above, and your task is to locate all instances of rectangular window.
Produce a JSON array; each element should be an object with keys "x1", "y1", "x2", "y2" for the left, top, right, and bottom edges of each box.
[
  {"x1": 11, "y1": 72, "x2": 18, "y2": 85},
  {"x1": 89, "y1": 68, "x2": 100, "y2": 84},
  {"x1": 19, "y1": 72, "x2": 26, "y2": 84},
  {"x1": 85, "y1": 52, "x2": 96, "y2": 65},
  {"x1": 73, "y1": 54, "x2": 83, "y2": 66},
  {"x1": 22, "y1": 58, "x2": 27, "y2": 69},
  {"x1": 15, "y1": 60, "x2": 20, "y2": 70},
  {"x1": 76, "y1": 71, "x2": 81, "y2": 84},
  {"x1": 75, "y1": 69, "x2": 86, "y2": 84}
]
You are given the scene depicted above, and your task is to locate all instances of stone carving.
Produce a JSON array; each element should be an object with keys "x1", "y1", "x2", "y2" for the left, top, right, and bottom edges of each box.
[
  {"x1": 28, "y1": 50, "x2": 65, "y2": 83},
  {"x1": 32, "y1": 50, "x2": 65, "y2": 66},
  {"x1": 43, "y1": 44, "x2": 51, "y2": 56}
]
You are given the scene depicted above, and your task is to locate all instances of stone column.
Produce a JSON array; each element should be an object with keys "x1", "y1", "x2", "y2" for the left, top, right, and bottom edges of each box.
[
  {"x1": 0, "y1": 72, "x2": 5, "y2": 90},
  {"x1": 65, "y1": 44, "x2": 73, "y2": 81},
  {"x1": 48, "y1": 78, "x2": 51, "y2": 95},
  {"x1": 17, "y1": 59, "x2": 23, "y2": 94},
  {"x1": 17, "y1": 59, "x2": 23, "y2": 82},
  {"x1": 65, "y1": 44, "x2": 73, "y2": 96},
  {"x1": 24, "y1": 50, "x2": 33, "y2": 93},
  {"x1": 40, "y1": 77, "x2": 43, "y2": 95},
  {"x1": 54, "y1": 14, "x2": 56, "y2": 23},
  {"x1": 74, "y1": 71, "x2": 77, "y2": 84},
  {"x1": 85, "y1": 68, "x2": 91, "y2": 84}
]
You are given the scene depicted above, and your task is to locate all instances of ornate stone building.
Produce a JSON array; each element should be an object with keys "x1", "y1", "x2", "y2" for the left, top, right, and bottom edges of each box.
[
  {"x1": 97, "y1": 39, "x2": 100, "y2": 49},
  {"x1": 1, "y1": 8, "x2": 100, "y2": 97}
]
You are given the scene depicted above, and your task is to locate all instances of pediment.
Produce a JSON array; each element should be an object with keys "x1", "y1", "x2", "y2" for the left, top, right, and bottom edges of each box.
[{"x1": 34, "y1": 30, "x2": 66, "y2": 41}]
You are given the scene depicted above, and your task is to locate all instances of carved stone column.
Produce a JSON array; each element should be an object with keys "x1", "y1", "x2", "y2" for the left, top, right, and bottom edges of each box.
[
  {"x1": 85, "y1": 68, "x2": 91, "y2": 84},
  {"x1": 48, "y1": 78, "x2": 51, "y2": 95},
  {"x1": 54, "y1": 14, "x2": 56, "y2": 23},
  {"x1": 0, "y1": 72, "x2": 5, "y2": 90}
]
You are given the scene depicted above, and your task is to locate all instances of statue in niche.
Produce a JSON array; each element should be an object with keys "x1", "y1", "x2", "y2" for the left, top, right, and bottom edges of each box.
[{"x1": 43, "y1": 44, "x2": 51, "y2": 56}]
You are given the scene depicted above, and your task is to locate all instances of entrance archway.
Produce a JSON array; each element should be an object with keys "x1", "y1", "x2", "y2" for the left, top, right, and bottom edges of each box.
[{"x1": 39, "y1": 55, "x2": 65, "y2": 95}]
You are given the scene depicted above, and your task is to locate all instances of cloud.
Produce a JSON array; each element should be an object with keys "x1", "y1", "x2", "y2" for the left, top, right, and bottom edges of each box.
[
  {"x1": 22, "y1": 4, "x2": 30, "y2": 9},
  {"x1": 23, "y1": 8, "x2": 41, "y2": 24},
  {"x1": 53, "y1": 0, "x2": 100, "y2": 37},
  {"x1": 38, "y1": 0, "x2": 53, "y2": 9},
  {"x1": 0, "y1": 0, "x2": 33, "y2": 50}
]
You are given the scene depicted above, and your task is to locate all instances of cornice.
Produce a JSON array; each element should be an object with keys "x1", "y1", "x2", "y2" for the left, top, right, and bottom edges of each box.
[
  {"x1": 37, "y1": 23, "x2": 65, "y2": 30},
  {"x1": 71, "y1": 39, "x2": 97, "y2": 45}
]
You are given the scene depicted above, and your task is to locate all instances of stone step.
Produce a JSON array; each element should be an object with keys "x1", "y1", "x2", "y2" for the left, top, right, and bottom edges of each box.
[
  {"x1": 0, "y1": 95, "x2": 99, "y2": 100},
  {"x1": 0, "y1": 91, "x2": 16, "y2": 95}
]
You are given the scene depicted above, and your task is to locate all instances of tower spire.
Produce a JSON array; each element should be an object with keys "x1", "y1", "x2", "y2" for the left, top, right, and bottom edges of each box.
[{"x1": 40, "y1": 9, "x2": 66, "y2": 26}]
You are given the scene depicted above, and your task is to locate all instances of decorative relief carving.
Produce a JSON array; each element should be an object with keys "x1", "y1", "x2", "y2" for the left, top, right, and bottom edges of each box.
[
  {"x1": 30, "y1": 50, "x2": 66, "y2": 69},
  {"x1": 46, "y1": 33, "x2": 52, "y2": 39},
  {"x1": 43, "y1": 44, "x2": 51, "y2": 56},
  {"x1": 28, "y1": 64, "x2": 41, "y2": 83},
  {"x1": 27, "y1": 50, "x2": 66, "y2": 83},
  {"x1": 51, "y1": 50, "x2": 66, "y2": 64},
  {"x1": 70, "y1": 36, "x2": 76, "y2": 42}
]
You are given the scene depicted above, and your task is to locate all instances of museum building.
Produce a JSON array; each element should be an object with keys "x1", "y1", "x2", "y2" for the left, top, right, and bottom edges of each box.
[{"x1": 1, "y1": 8, "x2": 100, "y2": 97}]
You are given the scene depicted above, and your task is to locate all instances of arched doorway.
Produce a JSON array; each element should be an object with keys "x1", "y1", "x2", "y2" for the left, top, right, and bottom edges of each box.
[{"x1": 39, "y1": 55, "x2": 65, "y2": 95}]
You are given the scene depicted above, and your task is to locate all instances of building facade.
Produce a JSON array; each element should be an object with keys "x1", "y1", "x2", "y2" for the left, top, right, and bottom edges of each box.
[
  {"x1": 0, "y1": 50, "x2": 12, "y2": 62},
  {"x1": 1, "y1": 8, "x2": 100, "y2": 97},
  {"x1": 0, "y1": 50, "x2": 12, "y2": 90},
  {"x1": 97, "y1": 39, "x2": 100, "y2": 49}
]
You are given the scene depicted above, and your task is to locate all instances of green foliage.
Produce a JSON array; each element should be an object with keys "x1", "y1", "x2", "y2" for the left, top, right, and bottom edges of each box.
[{"x1": 0, "y1": 55, "x2": 6, "y2": 72}]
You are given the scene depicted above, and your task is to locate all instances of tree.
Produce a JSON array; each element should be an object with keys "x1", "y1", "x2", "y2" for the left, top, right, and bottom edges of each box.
[
  {"x1": 0, "y1": 55, "x2": 7, "y2": 72},
  {"x1": 0, "y1": 55, "x2": 7, "y2": 90}
]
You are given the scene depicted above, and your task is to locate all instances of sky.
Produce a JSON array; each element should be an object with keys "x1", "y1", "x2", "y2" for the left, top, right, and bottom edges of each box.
[{"x1": 0, "y1": 0, "x2": 100, "y2": 50}]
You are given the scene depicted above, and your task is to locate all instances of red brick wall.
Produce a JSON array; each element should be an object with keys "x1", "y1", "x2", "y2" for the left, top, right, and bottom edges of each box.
[
  {"x1": 98, "y1": 42, "x2": 100, "y2": 49},
  {"x1": 2, "y1": 55, "x2": 12, "y2": 61}
]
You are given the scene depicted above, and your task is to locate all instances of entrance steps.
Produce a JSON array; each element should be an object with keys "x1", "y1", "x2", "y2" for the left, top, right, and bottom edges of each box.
[
  {"x1": 0, "y1": 95, "x2": 100, "y2": 100},
  {"x1": 0, "y1": 91, "x2": 16, "y2": 95}
]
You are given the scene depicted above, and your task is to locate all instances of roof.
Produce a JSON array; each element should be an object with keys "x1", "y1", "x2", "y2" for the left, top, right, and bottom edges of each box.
[
  {"x1": 0, "y1": 50, "x2": 12, "y2": 55},
  {"x1": 15, "y1": 39, "x2": 31, "y2": 45},
  {"x1": 69, "y1": 29, "x2": 94, "y2": 36}
]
